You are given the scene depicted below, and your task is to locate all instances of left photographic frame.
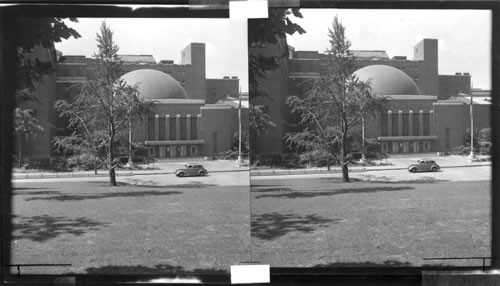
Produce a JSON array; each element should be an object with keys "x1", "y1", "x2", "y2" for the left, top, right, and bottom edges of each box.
[{"x1": 2, "y1": 5, "x2": 250, "y2": 283}]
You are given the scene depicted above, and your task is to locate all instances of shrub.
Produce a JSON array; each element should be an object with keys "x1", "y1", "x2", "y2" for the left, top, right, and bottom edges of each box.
[
  {"x1": 218, "y1": 150, "x2": 242, "y2": 160},
  {"x1": 253, "y1": 152, "x2": 302, "y2": 168},
  {"x1": 20, "y1": 156, "x2": 70, "y2": 172},
  {"x1": 298, "y1": 150, "x2": 335, "y2": 167},
  {"x1": 66, "y1": 153, "x2": 103, "y2": 171}
]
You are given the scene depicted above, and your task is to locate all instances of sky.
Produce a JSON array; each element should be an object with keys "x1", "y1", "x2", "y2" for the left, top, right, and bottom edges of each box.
[
  {"x1": 55, "y1": 10, "x2": 491, "y2": 92},
  {"x1": 55, "y1": 18, "x2": 249, "y2": 92},
  {"x1": 286, "y1": 9, "x2": 491, "y2": 90}
]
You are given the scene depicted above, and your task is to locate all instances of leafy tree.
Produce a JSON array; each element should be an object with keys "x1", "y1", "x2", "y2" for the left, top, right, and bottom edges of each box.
[
  {"x1": 53, "y1": 22, "x2": 155, "y2": 185},
  {"x1": 478, "y1": 127, "x2": 491, "y2": 143},
  {"x1": 248, "y1": 8, "x2": 305, "y2": 134},
  {"x1": 249, "y1": 105, "x2": 275, "y2": 135},
  {"x1": 464, "y1": 128, "x2": 481, "y2": 148},
  {"x1": 13, "y1": 92, "x2": 44, "y2": 167},
  {"x1": 16, "y1": 18, "x2": 80, "y2": 86},
  {"x1": 284, "y1": 16, "x2": 388, "y2": 182},
  {"x1": 14, "y1": 18, "x2": 80, "y2": 166},
  {"x1": 232, "y1": 132, "x2": 250, "y2": 154}
]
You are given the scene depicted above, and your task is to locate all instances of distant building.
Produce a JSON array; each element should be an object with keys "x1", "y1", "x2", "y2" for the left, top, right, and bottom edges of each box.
[
  {"x1": 22, "y1": 43, "x2": 247, "y2": 159},
  {"x1": 251, "y1": 38, "x2": 490, "y2": 155}
]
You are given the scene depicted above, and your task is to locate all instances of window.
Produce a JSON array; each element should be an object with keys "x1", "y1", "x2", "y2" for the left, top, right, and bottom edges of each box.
[
  {"x1": 159, "y1": 117, "x2": 165, "y2": 140},
  {"x1": 402, "y1": 113, "x2": 409, "y2": 136},
  {"x1": 191, "y1": 117, "x2": 197, "y2": 139},
  {"x1": 180, "y1": 117, "x2": 187, "y2": 140},
  {"x1": 413, "y1": 116, "x2": 420, "y2": 136},
  {"x1": 169, "y1": 118, "x2": 176, "y2": 140},
  {"x1": 423, "y1": 113, "x2": 430, "y2": 136},
  {"x1": 147, "y1": 117, "x2": 155, "y2": 140},
  {"x1": 380, "y1": 112, "x2": 388, "y2": 136},
  {"x1": 392, "y1": 114, "x2": 398, "y2": 136}
]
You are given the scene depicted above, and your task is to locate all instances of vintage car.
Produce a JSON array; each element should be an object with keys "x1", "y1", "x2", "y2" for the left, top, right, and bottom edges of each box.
[
  {"x1": 408, "y1": 159, "x2": 440, "y2": 173},
  {"x1": 175, "y1": 163, "x2": 208, "y2": 177}
]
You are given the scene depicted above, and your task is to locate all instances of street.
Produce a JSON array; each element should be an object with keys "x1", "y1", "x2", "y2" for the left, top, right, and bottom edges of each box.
[
  {"x1": 10, "y1": 167, "x2": 250, "y2": 275},
  {"x1": 251, "y1": 165, "x2": 491, "y2": 268}
]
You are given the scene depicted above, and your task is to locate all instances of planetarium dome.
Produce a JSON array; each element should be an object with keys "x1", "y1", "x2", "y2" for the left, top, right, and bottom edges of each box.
[
  {"x1": 353, "y1": 65, "x2": 421, "y2": 96},
  {"x1": 121, "y1": 69, "x2": 188, "y2": 100}
]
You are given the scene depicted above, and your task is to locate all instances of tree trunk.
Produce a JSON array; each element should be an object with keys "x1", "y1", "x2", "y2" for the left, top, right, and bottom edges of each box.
[
  {"x1": 108, "y1": 137, "x2": 117, "y2": 186},
  {"x1": 342, "y1": 162, "x2": 350, "y2": 182},
  {"x1": 18, "y1": 137, "x2": 22, "y2": 168},
  {"x1": 327, "y1": 156, "x2": 331, "y2": 171},
  {"x1": 341, "y1": 131, "x2": 350, "y2": 182},
  {"x1": 109, "y1": 167, "x2": 116, "y2": 186}
]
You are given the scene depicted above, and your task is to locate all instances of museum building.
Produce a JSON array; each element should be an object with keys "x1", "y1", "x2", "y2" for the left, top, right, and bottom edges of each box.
[
  {"x1": 251, "y1": 38, "x2": 491, "y2": 155},
  {"x1": 21, "y1": 43, "x2": 248, "y2": 159}
]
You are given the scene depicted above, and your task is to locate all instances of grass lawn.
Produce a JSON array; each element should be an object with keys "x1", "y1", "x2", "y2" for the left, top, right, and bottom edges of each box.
[
  {"x1": 251, "y1": 177, "x2": 490, "y2": 268},
  {"x1": 10, "y1": 180, "x2": 250, "y2": 275}
]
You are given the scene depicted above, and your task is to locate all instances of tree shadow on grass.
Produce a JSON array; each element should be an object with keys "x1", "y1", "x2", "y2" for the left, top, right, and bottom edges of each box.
[
  {"x1": 85, "y1": 264, "x2": 228, "y2": 275},
  {"x1": 12, "y1": 215, "x2": 111, "y2": 242},
  {"x1": 116, "y1": 180, "x2": 217, "y2": 188},
  {"x1": 314, "y1": 260, "x2": 413, "y2": 267},
  {"x1": 252, "y1": 212, "x2": 341, "y2": 240},
  {"x1": 24, "y1": 190, "x2": 183, "y2": 202},
  {"x1": 321, "y1": 176, "x2": 448, "y2": 184},
  {"x1": 253, "y1": 186, "x2": 414, "y2": 199},
  {"x1": 13, "y1": 190, "x2": 61, "y2": 196}
]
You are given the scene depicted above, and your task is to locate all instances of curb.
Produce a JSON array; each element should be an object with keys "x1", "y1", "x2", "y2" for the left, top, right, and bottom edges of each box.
[
  {"x1": 250, "y1": 163, "x2": 491, "y2": 177},
  {"x1": 12, "y1": 168, "x2": 249, "y2": 180}
]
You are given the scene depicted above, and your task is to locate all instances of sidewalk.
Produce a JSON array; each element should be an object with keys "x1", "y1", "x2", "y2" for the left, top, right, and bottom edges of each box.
[
  {"x1": 12, "y1": 158, "x2": 249, "y2": 180},
  {"x1": 250, "y1": 155, "x2": 491, "y2": 177},
  {"x1": 11, "y1": 155, "x2": 491, "y2": 179}
]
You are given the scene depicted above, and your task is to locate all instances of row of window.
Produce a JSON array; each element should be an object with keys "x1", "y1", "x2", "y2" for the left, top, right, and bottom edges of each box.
[
  {"x1": 147, "y1": 116, "x2": 198, "y2": 141},
  {"x1": 149, "y1": 145, "x2": 198, "y2": 158},
  {"x1": 380, "y1": 112, "x2": 431, "y2": 137},
  {"x1": 380, "y1": 141, "x2": 432, "y2": 153}
]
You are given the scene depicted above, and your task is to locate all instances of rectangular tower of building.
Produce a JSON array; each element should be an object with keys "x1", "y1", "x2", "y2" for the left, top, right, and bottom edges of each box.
[
  {"x1": 181, "y1": 43, "x2": 207, "y2": 100},
  {"x1": 414, "y1": 39, "x2": 438, "y2": 95}
]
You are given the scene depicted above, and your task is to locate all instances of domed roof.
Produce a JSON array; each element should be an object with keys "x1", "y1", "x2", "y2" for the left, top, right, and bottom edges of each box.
[
  {"x1": 121, "y1": 69, "x2": 188, "y2": 100},
  {"x1": 353, "y1": 65, "x2": 421, "y2": 96}
]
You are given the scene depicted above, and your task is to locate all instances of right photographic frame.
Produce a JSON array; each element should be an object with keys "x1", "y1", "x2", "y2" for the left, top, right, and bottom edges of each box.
[{"x1": 249, "y1": 8, "x2": 493, "y2": 268}]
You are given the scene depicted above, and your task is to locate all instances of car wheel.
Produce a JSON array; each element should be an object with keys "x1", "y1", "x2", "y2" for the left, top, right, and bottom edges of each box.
[
  {"x1": 431, "y1": 167, "x2": 437, "y2": 172},
  {"x1": 178, "y1": 172, "x2": 184, "y2": 177},
  {"x1": 199, "y1": 171, "x2": 205, "y2": 176},
  {"x1": 410, "y1": 168, "x2": 417, "y2": 173}
]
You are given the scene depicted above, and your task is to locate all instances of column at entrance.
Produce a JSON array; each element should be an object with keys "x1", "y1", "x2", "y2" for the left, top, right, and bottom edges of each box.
[
  {"x1": 392, "y1": 142, "x2": 399, "y2": 153},
  {"x1": 413, "y1": 141, "x2": 420, "y2": 153},
  {"x1": 402, "y1": 141, "x2": 409, "y2": 153},
  {"x1": 159, "y1": 146, "x2": 165, "y2": 157},
  {"x1": 387, "y1": 111, "x2": 393, "y2": 136},
  {"x1": 181, "y1": 146, "x2": 187, "y2": 157}
]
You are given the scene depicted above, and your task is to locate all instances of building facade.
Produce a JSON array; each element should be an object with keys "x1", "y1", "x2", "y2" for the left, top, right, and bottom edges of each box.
[
  {"x1": 23, "y1": 43, "x2": 248, "y2": 159},
  {"x1": 251, "y1": 38, "x2": 490, "y2": 155}
]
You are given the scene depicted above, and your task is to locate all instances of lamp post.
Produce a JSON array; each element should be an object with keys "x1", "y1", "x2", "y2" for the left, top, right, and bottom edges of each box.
[
  {"x1": 127, "y1": 119, "x2": 133, "y2": 166},
  {"x1": 237, "y1": 88, "x2": 244, "y2": 164},
  {"x1": 361, "y1": 116, "x2": 366, "y2": 162},
  {"x1": 468, "y1": 93, "x2": 475, "y2": 161}
]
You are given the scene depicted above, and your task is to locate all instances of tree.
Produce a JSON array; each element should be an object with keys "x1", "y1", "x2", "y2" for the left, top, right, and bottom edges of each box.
[
  {"x1": 284, "y1": 17, "x2": 388, "y2": 182},
  {"x1": 248, "y1": 9, "x2": 305, "y2": 135},
  {"x1": 14, "y1": 18, "x2": 80, "y2": 165},
  {"x1": 13, "y1": 92, "x2": 44, "y2": 167},
  {"x1": 464, "y1": 128, "x2": 481, "y2": 149},
  {"x1": 53, "y1": 22, "x2": 155, "y2": 186},
  {"x1": 249, "y1": 105, "x2": 275, "y2": 135}
]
